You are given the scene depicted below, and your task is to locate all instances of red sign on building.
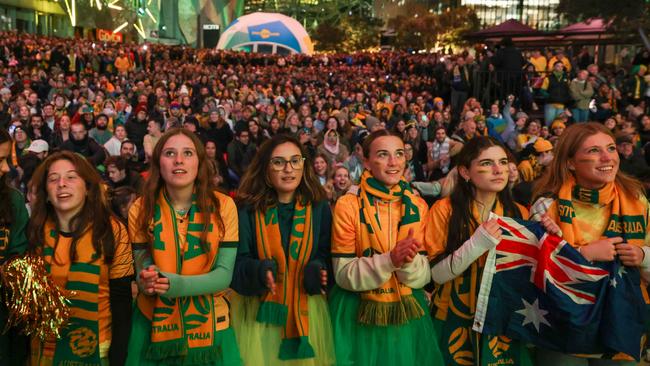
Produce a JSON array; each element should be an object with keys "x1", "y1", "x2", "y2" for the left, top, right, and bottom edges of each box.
[{"x1": 97, "y1": 29, "x2": 123, "y2": 43}]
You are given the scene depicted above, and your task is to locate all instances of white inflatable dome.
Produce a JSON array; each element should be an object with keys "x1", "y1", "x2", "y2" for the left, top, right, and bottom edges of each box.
[{"x1": 217, "y1": 12, "x2": 314, "y2": 55}]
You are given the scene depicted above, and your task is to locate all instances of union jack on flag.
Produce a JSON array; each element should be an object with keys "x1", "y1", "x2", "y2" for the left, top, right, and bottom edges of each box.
[
  {"x1": 473, "y1": 216, "x2": 645, "y2": 360},
  {"x1": 494, "y1": 217, "x2": 609, "y2": 304}
]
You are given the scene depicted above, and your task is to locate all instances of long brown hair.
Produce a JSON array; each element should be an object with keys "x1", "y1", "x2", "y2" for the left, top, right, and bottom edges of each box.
[
  {"x1": 533, "y1": 122, "x2": 643, "y2": 201},
  {"x1": 0, "y1": 129, "x2": 13, "y2": 227},
  {"x1": 442, "y1": 137, "x2": 522, "y2": 262},
  {"x1": 28, "y1": 151, "x2": 120, "y2": 264},
  {"x1": 237, "y1": 134, "x2": 325, "y2": 212},
  {"x1": 135, "y1": 128, "x2": 224, "y2": 252}
]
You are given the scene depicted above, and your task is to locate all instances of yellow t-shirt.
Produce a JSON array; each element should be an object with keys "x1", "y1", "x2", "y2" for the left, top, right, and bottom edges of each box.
[
  {"x1": 128, "y1": 191, "x2": 239, "y2": 250},
  {"x1": 529, "y1": 55, "x2": 548, "y2": 73}
]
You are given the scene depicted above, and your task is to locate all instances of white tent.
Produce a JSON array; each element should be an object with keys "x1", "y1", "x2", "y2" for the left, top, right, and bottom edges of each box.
[{"x1": 217, "y1": 12, "x2": 313, "y2": 55}]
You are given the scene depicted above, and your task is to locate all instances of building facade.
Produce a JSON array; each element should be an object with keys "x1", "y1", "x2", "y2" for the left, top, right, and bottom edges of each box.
[
  {"x1": 375, "y1": 0, "x2": 565, "y2": 31},
  {"x1": 0, "y1": 0, "x2": 246, "y2": 46}
]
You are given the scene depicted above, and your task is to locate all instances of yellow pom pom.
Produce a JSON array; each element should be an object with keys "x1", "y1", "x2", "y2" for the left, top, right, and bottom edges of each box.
[{"x1": 1, "y1": 255, "x2": 70, "y2": 340}]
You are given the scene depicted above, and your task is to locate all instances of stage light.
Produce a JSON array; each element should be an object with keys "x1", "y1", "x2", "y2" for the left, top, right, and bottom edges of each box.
[
  {"x1": 113, "y1": 21, "x2": 128, "y2": 33},
  {"x1": 108, "y1": 0, "x2": 122, "y2": 10},
  {"x1": 133, "y1": 19, "x2": 146, "y2": 39},
  {"x1": 145, "y1": 8, "x2": 157, "y2": 23},
  {"x1": 63, "y1": 0, "x2": 76, "y2": 27}
]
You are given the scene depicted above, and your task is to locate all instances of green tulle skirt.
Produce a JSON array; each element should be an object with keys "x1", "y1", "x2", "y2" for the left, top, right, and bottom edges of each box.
[
  {"x1": 328, "y1": 286, "x2": 444, "y2": 366},
  {"x1": 230, "y1": 293, "x2": 336, "y2": 366},
  {"x1": 125, "y1": 305, "x2": 242, "y2": 366}
]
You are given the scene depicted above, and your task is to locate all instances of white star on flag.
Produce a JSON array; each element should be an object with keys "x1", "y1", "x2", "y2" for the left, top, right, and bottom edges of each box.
[
  {"x1": 516, "y1": 298, "x2": 551, "y2": 332},
  {"x1": 617, "y1": 266, "x2": 627, "y2": 278},
  {"x1": 610, "y1": 277, "x2": 618, "y2": 288}
]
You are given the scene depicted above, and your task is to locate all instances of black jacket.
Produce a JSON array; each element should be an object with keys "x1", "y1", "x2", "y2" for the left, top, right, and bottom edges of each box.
[
  {"x1": 546, "y1": 72, "x2": 571, "y2": 105},
  {"x1": 60, "y1": 136, "x2": 107, "y2": 167}
]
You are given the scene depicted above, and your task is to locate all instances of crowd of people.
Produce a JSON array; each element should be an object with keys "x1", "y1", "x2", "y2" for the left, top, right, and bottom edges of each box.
[{"x1": 0, "y1": 28, "x2": 649, "y2": 365}]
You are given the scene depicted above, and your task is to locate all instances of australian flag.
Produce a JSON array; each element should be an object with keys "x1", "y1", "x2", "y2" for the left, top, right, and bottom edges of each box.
[{"x1": 473, "y1": 217, "x2": 646, "y2": 361}]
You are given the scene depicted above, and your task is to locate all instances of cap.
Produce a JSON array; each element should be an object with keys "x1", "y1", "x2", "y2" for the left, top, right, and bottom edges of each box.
[
  {"x1": 533, "y1": 138, "x2": 553, "y2": 153},
  {"x1": 551, "y1": 120, "x2": 566, "y2": 130},
  {"x1": 135, "y1": 102, "x2": 148, "y2": 114},
  {"x1": 434, "y1": 97, "x2": 444, "y2": 105},
  {"x1": 0, "y1": 88, "x2": 11, "y2": 96},
  {"x1": 27, "y1": 139, "x2": 49, "y2": 153},
  {"x1": 170, "y1": 101, "x2": 181, "y2": 109}
]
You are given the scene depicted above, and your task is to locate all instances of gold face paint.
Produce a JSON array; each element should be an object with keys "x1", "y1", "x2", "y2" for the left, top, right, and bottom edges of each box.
[
  {"x1": 466, "y1": 147, "x2": 509, "y2": 194},
  {"x1": 571, "y1": 133, "x2": 619, "y2": 189}
]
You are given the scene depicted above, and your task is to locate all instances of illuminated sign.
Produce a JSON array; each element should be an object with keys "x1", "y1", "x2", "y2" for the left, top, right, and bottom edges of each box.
[{"x1": 97, "y1": 29, "x2": 123, "y2": 43}]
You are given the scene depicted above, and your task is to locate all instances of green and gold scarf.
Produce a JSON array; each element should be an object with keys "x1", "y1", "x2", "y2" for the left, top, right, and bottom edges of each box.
[
  {"x1": 548, "y1": 177, "x2": 649, "y2": 361},
  {"x1": 136, "y1": 191, "x2": 229, "y2": 364},
  {"x1": 549, "y1": 177, "x2": 646, "y2": 248},
  {"x1": 254, "y1": 200, "x2": 315, "y2": 360},
  {"x1": 356, "y1": 170, "x2": 424, "y2": 326},
  {"x1": 41, "y1": 220, "x2": 102, "y2": 366}
]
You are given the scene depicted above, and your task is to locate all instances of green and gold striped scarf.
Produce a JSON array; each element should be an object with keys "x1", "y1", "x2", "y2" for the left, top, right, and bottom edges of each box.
[
  {"x1": 136, "y1": 191, "x2": 231, "y2": 365},
  {"x1": 255, "y1": 200, "x2": 315, "y2": 360},
  {"x1": 42, "y1": 220, "x2": 102, "y2": 366},
  {"x1": 356, "y1": 170, "x2": 425, "y2": 326}
]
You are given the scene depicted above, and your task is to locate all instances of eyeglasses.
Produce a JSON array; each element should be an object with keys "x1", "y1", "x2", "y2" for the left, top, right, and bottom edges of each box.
[{"x1": 270, "y1": 156, "x2": 305, "y2": 171}]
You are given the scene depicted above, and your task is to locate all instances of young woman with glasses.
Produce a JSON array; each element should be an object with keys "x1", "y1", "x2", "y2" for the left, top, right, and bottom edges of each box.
[{"x1": 231, "y1": 134, "x2": 335, "y2": 365}]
